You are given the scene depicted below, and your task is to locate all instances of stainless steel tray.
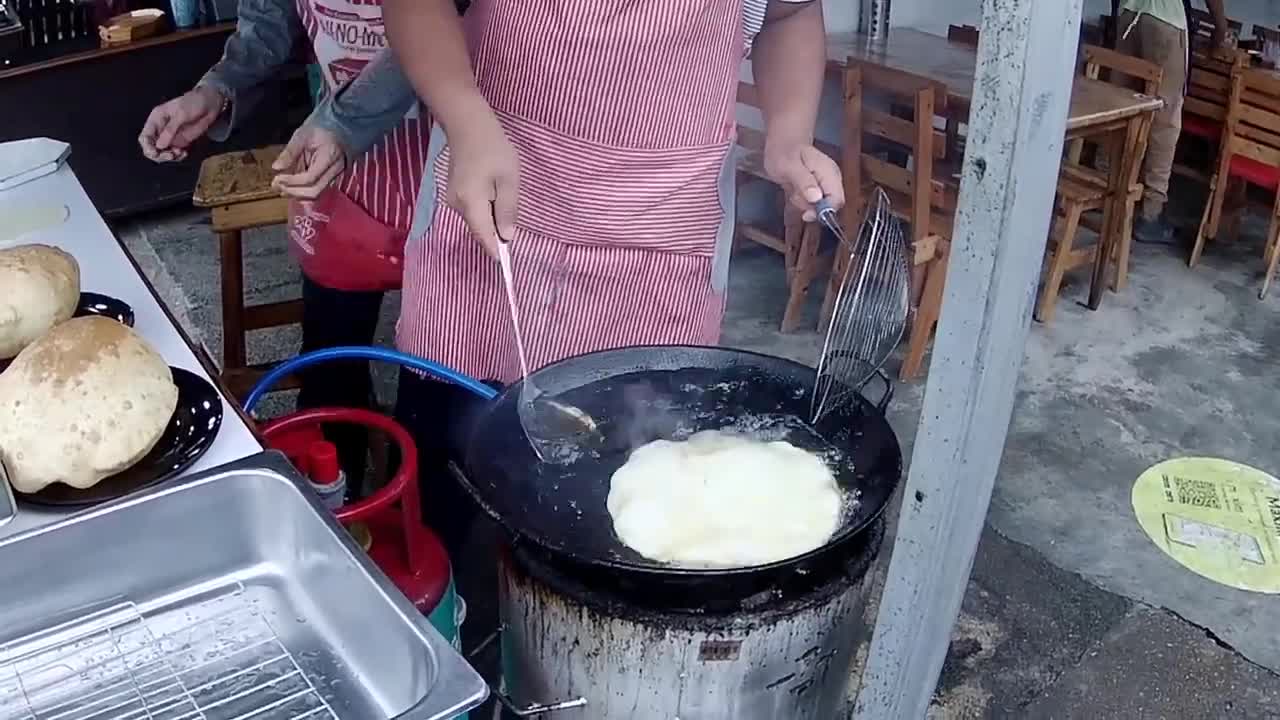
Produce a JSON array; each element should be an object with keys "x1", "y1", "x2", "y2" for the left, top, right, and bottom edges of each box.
[{"x1": 0, "y1": 452, "x2": 487, "y2": 720}]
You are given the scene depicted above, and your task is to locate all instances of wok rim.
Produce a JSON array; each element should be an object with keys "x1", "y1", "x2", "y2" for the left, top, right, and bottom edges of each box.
[{"x1": 460, "y1": 344, "x2": 904, "y2": 579}]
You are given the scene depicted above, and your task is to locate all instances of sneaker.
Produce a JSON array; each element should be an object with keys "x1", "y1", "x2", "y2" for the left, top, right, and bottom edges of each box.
[{"x1": 1133, "y1": 216, "x2": 1177, "y2": 246}]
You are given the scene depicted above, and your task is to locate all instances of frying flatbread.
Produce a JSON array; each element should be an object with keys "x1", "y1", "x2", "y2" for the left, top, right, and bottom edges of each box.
[
  {"x1": 0, "y1": 316, "x2": 178, "y2": 493},
  {"x1": 607, "y1": 430, "x2": 842, "y2": 568},
  {"x1": 0, "y1": 243, "x2": 80, "y2": 359}
]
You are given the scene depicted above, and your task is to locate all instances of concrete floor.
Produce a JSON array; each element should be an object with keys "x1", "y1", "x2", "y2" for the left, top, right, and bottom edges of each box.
[{"x1": 116, "y1": 175, "x2": 1280, "y2": 717}]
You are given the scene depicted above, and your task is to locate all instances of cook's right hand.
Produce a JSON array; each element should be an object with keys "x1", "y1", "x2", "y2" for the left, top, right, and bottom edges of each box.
[
  {"x1": 446, "y1": 114, "x2": 520, "y2": 258},
  {"x1": 138, "y1": 86, "x2": 225, "y2": 163}
]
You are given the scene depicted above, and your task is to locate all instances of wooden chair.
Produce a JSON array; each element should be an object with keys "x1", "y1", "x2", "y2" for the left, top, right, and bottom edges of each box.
[
  {"x1": 1190, "y1": 68, "x2": 1280, "y2": 298},
  {"x1": 193, "y1": 146, "x2": 304, "y2": 400},
  {"x1": 1177, "y1": 47, "x2": 1249, "y2": 181},
  {"x1": 734, "y1": 80, "x2": 839, "y2": 332},
  {"x1": 1187, "y1": 8, "x2": 1242, "y2": 50},
  {"x1": 1254, "y1": 25, "x2": 1280, "y2": 49},
  {"x1": 1037, "y1": 45, "x2": 1162, "y2": 323},
  {"x1": 825, "y1": 61, "x2": 955, "y2": 380}
]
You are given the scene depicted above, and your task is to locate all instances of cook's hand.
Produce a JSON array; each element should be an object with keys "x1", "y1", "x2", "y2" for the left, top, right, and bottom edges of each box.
[
  {"x1": 447, "y1": 114, "x2": 520, "y2": 259},
  {"x1": 764, "y1": 140, "x2": 844, "y2": 223},
  {"x1": 271, "y1": 126, "x2": 348, "y2": 199},
  {"x1": 138, "y1": 86, "x2": 225, "y2": 163}
]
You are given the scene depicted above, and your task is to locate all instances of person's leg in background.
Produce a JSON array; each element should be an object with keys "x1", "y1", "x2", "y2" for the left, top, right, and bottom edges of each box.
[
  {"x1": 1119, "y1": 11, "x2": 1188, "y2": 245},
  {"x1": 296, "y1": 276, "x2": 385, "y2": 483}
]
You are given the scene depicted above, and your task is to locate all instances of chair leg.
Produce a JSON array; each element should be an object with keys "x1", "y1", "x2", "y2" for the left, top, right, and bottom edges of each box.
[
  {"x1": 945, "y1": 117, "x2": 961, "y2": 161},
  {"x1": 1261, "y1": 189, "x2": 1280, "y2": 299},
  {"x1": 1190, "y1": 173, "x2": 1222, "y2": 268},
  {"x1": 218, "y1": 229, "x2": 247, "y2": 372},
  {"x1": 781, "y1": 223, "x2": 822, "y2": 332},
  {"x1": 1223, "y1": 177, "x2": 1247, "y2": 242},
  {"x1": 820, "y1": 241, "x2": 850, "y2": 330},
  {"x1": 1066, "y1": 137, "x2": 1085, "y2": 166},
  {"x1": 1035, "y1": 203, "x2": 1082, "y2": 325},
  {"x1": 782, "y1": 207, "x2": 803, "y2": 284},
  {"x1": 1113, "y1": 194, "x2": 1135, "y2": 291},
  {"x1": 901, "y1": 245, "x2": 949, "y2": 381}
]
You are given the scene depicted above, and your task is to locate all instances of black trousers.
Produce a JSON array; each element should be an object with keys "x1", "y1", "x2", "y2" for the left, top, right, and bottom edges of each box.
[
  {"x1": 295, "y1": 277, "x2": 385, "y2": 482},
  {"x1": 392, "y1": 367, "x2": 502, "y2": 650},
  {"x1": 391, "y1": 367, "x2": 491, "y2": 558}
]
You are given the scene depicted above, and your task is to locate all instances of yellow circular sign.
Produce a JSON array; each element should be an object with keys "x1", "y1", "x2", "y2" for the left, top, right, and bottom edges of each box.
[{"x1": 1133, "y1": 457, "x2": 1280, "y2": 593}]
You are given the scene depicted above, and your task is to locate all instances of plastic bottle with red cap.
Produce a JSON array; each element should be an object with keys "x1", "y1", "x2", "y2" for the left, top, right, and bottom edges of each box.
[{"x1": 306, "y1": 440, "x2": 347, "y2": 511}]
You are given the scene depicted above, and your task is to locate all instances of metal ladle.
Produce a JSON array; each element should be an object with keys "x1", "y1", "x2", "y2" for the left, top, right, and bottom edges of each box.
[{"x1": 495, "y1": 240, "x2": 603, "y2": 463}]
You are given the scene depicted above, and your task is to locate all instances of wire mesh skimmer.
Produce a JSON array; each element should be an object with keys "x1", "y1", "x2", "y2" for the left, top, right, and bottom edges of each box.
[{"x1": 810, "y1": 188, "x2": 912, "y2": 424}]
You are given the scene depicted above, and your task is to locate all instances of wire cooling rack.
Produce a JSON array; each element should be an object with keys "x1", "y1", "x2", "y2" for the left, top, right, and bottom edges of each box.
[{"x1": 0, "y1": 587, "x2": 336, "y2": 720}]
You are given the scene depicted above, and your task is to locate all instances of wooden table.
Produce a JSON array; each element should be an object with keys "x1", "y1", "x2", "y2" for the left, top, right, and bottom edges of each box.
[{"x1": 828, "y1": 30, "x2": 1164, "y2": 308}]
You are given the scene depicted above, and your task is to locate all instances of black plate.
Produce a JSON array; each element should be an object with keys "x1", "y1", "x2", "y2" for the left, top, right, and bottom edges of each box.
[
  {"x1": 16, "y1": 367, "x2": 223, "y2": 507},
  {"x1": 74, "y1": 292, "x2": 135, "y2": 326}
]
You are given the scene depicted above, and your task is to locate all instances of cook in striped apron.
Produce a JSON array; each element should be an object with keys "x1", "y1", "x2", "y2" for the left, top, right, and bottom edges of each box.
[{"x1": 381, "y1": 0, "x2": 835, "y2": 556}]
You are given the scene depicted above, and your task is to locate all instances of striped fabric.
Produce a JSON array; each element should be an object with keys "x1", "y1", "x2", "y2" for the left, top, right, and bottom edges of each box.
[
  {"x1": 339, "y1": 122, "x2": 428, "y2": 230},
  {"x1": 296, "y1": 0, "x2": 427, "y2": 232},
  {"x1": 397, "y1": 0, "x2": 802, "y2": 383}
]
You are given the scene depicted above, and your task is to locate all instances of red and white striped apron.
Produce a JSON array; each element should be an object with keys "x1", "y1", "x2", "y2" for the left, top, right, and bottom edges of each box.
[
  {"x1": 397, "y1": 0, "x2": 750, "y2": 382},
  {"x1": 289, "y1": 0, "x2": 429, "y2": 291}
]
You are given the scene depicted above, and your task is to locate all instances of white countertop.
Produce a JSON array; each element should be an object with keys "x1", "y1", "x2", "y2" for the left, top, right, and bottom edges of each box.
[{"x1": 0, "y1": 161, "x2": 263, "y2": 536}]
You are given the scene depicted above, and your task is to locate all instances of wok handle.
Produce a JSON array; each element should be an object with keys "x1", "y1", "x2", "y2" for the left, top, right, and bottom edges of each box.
[{"x1": 865, "y1": 367, "x2": 894, "y2": 413}]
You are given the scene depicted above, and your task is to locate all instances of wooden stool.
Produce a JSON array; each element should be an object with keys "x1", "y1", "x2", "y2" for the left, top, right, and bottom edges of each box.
[{"x1": 193, "y1": 146, "x2": 303, "y2": 400}]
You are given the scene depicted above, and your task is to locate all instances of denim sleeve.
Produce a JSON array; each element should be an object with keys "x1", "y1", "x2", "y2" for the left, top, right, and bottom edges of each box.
[
  {"x1": 198, "y1": 0, "x2": 305, "y2": 141},
  {"x1": 304, "y1": 48, "x2": 419, "y2": 161}
]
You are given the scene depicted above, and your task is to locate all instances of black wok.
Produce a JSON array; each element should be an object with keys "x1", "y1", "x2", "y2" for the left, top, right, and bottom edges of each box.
[{"x1": 458, "y1": 345, "x2": 903, "y2": 608}]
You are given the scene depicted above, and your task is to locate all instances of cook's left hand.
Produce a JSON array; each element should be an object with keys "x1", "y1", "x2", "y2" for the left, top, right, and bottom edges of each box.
[
  {"x1": 764, "y1": 140, "x2": 844, "y2": 222},
  {"x1": 272, "y1": 125, "x2": 348, "y2": 199}
]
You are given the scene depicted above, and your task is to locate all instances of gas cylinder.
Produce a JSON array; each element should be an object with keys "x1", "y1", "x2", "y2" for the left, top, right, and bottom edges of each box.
[{"x1": 262, "y1": 408, "x2": 467, "y2": 660}]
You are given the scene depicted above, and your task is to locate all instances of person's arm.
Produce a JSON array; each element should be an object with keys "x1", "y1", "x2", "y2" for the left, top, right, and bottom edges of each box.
[
  {"x1": 272, "y1": 49, "x2": 420, "y2": 198},
  {"x1": 139, "y1": 0, "x2": 301, "y2": 161},
  {"x1": 753, "y1": 0, "x2": 843, "y2": 218},
  {"x1": 199, "y1": 0, "x2": 306, "y2": 140},
  {"x1": 383, "y1": 0, "x2": 489, "y2": 149},
  {"x1": 307, "y1": 49, "x2": 420, "y2": 162},
  {"x1": 383, "y1": 0, "x2": 519, "y2": 255}
]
